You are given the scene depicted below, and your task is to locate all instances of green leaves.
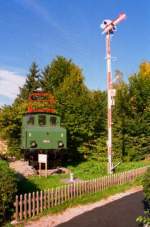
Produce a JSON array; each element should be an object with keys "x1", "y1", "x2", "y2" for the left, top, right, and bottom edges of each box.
[
  {"x1": 113, "y1": 62, "x2": 150, "y2": 161},
  {"x1": 17, "y1": 62, "x2": 41, "y2": 101},
  {"x1": 0, "y1": 58, "x2": 150, "y2": 162},
  {"x1": 137, "y1": 168, "x2": 150, "y2": 225},
  {"x1": 0, "y1": 160, "x2": 18, "y2": 223},
  {"x1": 41, "y1": 56, "x2": 77, "y2": 93}
]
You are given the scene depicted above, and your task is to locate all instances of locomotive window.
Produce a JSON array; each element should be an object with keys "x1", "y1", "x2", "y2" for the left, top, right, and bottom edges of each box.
[
  {"x1": 38, "y1": 115, "x2": 46, "y2": 126},
  {"x1": 27, "y1": 115, "x2": 34, "y2": 125},
  {"x1": 50, "y1": 116, "x2": 56, "y2": 127}
]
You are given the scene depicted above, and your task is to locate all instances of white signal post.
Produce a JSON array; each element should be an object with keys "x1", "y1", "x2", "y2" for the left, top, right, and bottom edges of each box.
[{"x1": 101, "y1": 13, "x2": 126, "y2": 174}]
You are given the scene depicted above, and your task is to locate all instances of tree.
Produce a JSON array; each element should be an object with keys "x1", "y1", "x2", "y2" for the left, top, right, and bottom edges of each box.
[
  {"x1": 0, "y1": 102, "x2": 28, "y2": 158},
  {"x1": 0, "y1": 160, "x2": 18, "y2": 224},
  {"x1": 112, "y1": 81, "x2": 130, "y2": 161},
  {"x1": 41, "y1": 56, "x2": 107, "y2": 161},
  {"x1": 41, "y1": 56, "x2": 79, "y2": 93},
  {"x1": 1, "y1": 56, "x2": 149, "y2": 163},
  {"x1": 55, "y1": 64, "x2": 91, "y2": 157},
  {"x1": 112, "y1": 63, "x2": 150, "y2": 161},
  {"x1": 55, "y1": 65, "x2": 107, "y2": 160},
  {"x1": 0, "y1": 63, "x2": 41, "y2": 157},
  {"x1": 17, "y1": 62, "x2": 40, "y2": 101},
  {"x1": 139, "y1": 61, "x2": 150, "y2": 78}
]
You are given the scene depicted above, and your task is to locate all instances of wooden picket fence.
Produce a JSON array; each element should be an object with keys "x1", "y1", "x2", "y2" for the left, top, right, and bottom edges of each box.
[{"x1": 14, "y1": 166, "x2": 149, "y2": 221}]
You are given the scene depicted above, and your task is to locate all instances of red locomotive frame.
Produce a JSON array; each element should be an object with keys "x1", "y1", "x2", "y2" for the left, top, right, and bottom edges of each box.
[{"x1": 27, "y1": 91, "x2": 56, "y2": 113}]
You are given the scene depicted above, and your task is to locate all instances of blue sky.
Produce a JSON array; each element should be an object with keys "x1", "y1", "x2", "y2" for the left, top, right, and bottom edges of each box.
[{"x1": 0, "y1": 0, "x2": 149, "y2": 106}]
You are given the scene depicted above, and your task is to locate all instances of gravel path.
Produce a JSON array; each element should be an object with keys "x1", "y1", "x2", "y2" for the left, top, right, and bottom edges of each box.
[{"x1": 25, "y1": 186, "x2": 143, "y2": 227}]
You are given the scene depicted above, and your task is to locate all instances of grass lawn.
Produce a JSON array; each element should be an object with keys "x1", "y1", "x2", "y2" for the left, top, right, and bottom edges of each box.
[
  {"x1": 18, "y1": 159, "x2": 150, "y2": 194},
  {"x1": 67, "y1": 159, "x2": 150, "y2": 180},
  {"x1": 18, "y1": 173, "x2": 68, "y2": 193}
]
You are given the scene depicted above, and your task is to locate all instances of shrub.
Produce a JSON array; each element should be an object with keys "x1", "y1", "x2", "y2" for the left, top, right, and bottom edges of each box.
[
  {"x1": 0, "y1": 160, "x2": 18, "y2": 224},
  {"x1": 143, "y1": 167, "x2": 150, "y2": 209},
  {"x1": 136, "y1": 168, "x2": 150, "y2": 226}
]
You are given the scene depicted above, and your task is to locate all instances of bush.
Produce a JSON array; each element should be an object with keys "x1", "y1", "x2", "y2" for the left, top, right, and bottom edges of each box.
[
  {"x1": 0, "y1": 160, "x2": 18, "y2": 224},
  {"x1": 143, "y1": 167, "x2": 150, "y2": 209},
  {"x1": 136, "y1": 168, "x2": 150, "y2": 226}
]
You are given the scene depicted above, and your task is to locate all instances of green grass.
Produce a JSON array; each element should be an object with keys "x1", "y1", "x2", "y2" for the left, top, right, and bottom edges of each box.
[
  {"x1": 18, "y1": 174, "x2": 69, "y2": 193},
  {"x1": 67, "y1": 159, "x2": 150, "y2": 180},
  {"x1": 116, "y1": 160, "x2": 150, "y2": 172},
  {"x1": 67, "y1": 160, "x2": 107, "y2": 180},
  {"x1": 18, "y1": 159, "x2": 150, "y2": 194}
]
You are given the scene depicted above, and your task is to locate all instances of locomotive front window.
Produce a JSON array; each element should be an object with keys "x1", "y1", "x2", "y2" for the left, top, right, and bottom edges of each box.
[
  {"x1": 38, "y1": 115, "x2": 46, "y2": 126},
  {"x1": 27, "y1": 115, "x2": 34, "y2": 125},
  {"x1": 50, "y1": 116, "x2": 56, "y2": 127}
]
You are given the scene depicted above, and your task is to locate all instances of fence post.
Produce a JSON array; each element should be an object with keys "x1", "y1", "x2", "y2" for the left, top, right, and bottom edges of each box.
[
  {"x1": 24, "y1": 194, "x2": 27, "y2": 220},
  {"x1": 103, "y1": 176, "x2": 106, "y2": 190},
  {"x1": 28, "y1": 193, "x2": 31, "y2": 218},
  {"x1": 44, "y1": 190, "x2": 46, "y2": 209},
  {"x1": 59, "y1": 187, "x2": 61, "y2": 205},
  {"x1": 61, "y1": 186, "x2": 63, "y2": 204},
  {"x1": 59, "y1": 187, "x2": 61, "y2": 204},
  {"x1": 19, "y1": 194, "x2": 23, "y2": 221},
  {"x1": 80, "y1": 181, "x2": 82, "y2": 196},
  {"x1": 64, "y1": 185, "x2": 67, "y2": 202},
  {"x1": 51, "y1": 188, "x2": 54, "y2": 207},
  {"x1": 67, "y1": 184, "x2": 70, "y2": 201},
  {"x1": 108, "y1": 175, "x2": 110, "y2": 187},
  {"x1": 77, "y1": 182, "x2": 79, "y2": 197},
  {"x1": 107, "y1": 175, "x2": 109, "y2": 188},
  {"x1": 57, "y1": 187, "x2": 60, "y2": 205},
  {"x1": 47, "y1": 189, "x2": 50, "y2": 208},
  {"x1": 70, "y1": 183, "x2": 72, "y2": 199},
  {"x1": 36, "y1": 191, "x2": 39, "y2": 215},
  {"x1": 32, "y1": 192, "x2": 35, "y2": 217},
  {"x1": 72, "y1": 182, "x2": 75, "y2": 198},
  {"x1": 102, "y1": 177, "x2": 104, "y2": 190},
  {"x1": 79, "y1": 182, "x2": 81, "y2": 196},
  {"x1": 87, "y1": 180, "x2": 89, "y2": 193},
  {"x1": 98, "y1": 178, "x2": 100, "y2": 191},
  {"x1": 96, "y1": 178, "x2": 98, "y2": 192},
  {"x1": 40, "y1": 191, "x2": 43, "y2": 213},
  {"x1": 88, "y1": 180, "x2": 91, "y2": 193},
  {"x1": 84, "y1": 181, "x2": 86, "y2": 194},
  {"x1": 120, "y1": 173, "x2": 122, "y2": 184},
  {"x1": 15, "y1": 195, "x2": 19, "y2": 222},
  {"x1": 54, "y1": 188, "x2": 57, "y2": 206}
]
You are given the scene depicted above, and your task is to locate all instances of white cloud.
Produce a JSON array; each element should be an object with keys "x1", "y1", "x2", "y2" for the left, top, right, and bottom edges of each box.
[{"x1": 0, "y1": 69, "x2": 25, "y2": 100}]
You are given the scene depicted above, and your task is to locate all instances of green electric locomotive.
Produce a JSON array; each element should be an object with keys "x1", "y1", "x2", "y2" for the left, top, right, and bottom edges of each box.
[{"x1": 21, "y1": 91, "x2": 67, "y2": 166}]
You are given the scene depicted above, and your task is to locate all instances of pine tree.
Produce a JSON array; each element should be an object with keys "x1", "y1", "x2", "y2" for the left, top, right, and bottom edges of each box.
[{"x1": 18, "y1": 62, "x2": 40, "y2": 100}]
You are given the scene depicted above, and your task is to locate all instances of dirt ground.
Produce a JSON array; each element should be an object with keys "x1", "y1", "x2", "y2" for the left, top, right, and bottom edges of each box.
[{"x1": 24, "y1": 186, "x2": 143, "y2": 227}]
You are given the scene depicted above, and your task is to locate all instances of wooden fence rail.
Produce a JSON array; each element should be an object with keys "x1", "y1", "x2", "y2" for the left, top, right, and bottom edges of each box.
[{"x1": 14, "y1": 166, "x2": 149, "y2": 221}]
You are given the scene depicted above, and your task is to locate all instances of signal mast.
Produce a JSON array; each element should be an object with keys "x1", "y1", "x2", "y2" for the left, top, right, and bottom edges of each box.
[{"x1": 100, "y1": 13, "x2": 126, "y2": 174}]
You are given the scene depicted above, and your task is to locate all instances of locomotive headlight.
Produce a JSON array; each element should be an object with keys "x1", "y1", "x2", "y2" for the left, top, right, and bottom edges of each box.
[
  {"x1": 58, "y1": 141, "x2": 64, "y2": 148},
  {"x1": 30, "y1": 140, "x2": 37, "y2": 148}
]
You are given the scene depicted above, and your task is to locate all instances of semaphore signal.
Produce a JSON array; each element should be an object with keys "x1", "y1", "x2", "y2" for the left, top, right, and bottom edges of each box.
[{"x1": 100, "y1": 13, "x2": 126, "y2": 174}]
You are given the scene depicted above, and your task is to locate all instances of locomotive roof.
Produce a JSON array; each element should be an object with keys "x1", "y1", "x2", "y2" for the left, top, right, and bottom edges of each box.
[{"x1": 23, "y1": 112, "x2": 58, "y2": 116}]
